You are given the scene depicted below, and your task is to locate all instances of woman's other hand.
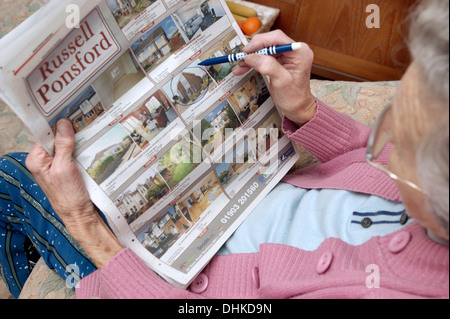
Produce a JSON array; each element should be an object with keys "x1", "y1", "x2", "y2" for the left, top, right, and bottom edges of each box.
[{"x1": 26, "y1": 119, "x2": 123, "y2": 268}]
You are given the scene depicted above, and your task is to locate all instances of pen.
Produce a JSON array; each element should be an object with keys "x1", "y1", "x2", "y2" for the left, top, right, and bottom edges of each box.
[{"x1": 198, "y1": 43, "x2": 302, "y2": 66}]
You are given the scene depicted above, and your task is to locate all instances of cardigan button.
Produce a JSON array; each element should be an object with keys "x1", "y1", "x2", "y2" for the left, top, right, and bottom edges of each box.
[
  {"x1": 316, "y1": 251, "x2": 333, "y2": 274},
  {"x1": 252, "y1": 267, "x2": 260, "y2": 289},
  {"x1": 388, "y1": 231, "x2": 411, "y2": 254},
  {"x1": 190, "y1": 273, "x2": 209, "y2": 293},
  {"x1": 399, "y1": 213, "x2": 409, "y2": 225},
  {"x1": 361, "y1": 217, "x2": 372, "y2": 228}
]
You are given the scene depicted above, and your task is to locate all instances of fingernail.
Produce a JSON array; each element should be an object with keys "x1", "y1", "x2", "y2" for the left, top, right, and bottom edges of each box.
[{"x1": 56, "y1": 119, "x2": 73, "y2": 136}]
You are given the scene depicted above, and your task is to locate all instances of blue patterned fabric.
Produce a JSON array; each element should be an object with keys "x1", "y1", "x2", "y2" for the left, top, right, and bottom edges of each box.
[{"x1": 0, "y1": 153, "x2": 96, "y2": 298}]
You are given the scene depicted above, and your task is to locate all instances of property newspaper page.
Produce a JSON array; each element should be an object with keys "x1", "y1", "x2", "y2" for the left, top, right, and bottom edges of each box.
[{"x1": 0, "y1": 0, "x2": 299, "y2": 287}]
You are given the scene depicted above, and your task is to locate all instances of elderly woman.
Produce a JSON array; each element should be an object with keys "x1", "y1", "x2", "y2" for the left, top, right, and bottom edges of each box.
[{"x1": 0, "y1": 0, "x2": 448, "y2": 298}]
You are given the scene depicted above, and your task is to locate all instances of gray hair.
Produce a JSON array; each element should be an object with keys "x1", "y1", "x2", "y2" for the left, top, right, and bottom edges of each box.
[{"x1": 408, "y1": 0, "x2": 449, "y2": 236}]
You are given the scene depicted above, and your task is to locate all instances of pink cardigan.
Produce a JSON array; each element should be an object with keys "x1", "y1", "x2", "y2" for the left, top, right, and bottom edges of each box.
[{"x1": 76, "y1": 101, "x2": 449, "y2": 299}]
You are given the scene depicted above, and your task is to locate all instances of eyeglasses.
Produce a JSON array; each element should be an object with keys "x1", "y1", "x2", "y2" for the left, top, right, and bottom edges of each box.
[{"x1": 365, "y1": 105, "x2": 424, "y2": 193}]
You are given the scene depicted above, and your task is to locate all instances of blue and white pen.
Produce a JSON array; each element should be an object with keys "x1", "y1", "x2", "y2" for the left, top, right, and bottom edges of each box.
[{"x1": 198, "y1": 43, "x2": 302, "y2": 66}]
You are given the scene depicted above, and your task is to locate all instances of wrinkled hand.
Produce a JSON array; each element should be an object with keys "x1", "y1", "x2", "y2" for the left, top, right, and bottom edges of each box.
[
  {"x1": 26, "y1": 119, "x2": 95, "y2": 225},
  {"x1": 26, "y1": 119, "x2": 123, "y2": 268},
  {"x1": 233, "y1": 30, "x2": 317, "y2": 126}
]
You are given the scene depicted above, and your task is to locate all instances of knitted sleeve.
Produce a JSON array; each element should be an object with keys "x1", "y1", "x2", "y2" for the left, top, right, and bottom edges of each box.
[{"x1": 282, "y1": 99, "x2": 372, "y2": 163}]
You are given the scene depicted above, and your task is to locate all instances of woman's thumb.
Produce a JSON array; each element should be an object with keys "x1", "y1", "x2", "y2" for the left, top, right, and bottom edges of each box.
[{"x1": 54, "y1": 119, "x2": 75, "y2": 162}]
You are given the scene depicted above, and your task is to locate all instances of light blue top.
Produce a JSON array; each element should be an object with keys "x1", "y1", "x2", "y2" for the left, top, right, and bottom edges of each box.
[{"x1": 218, "y1": 183, "x2": 409, "y2": 255}]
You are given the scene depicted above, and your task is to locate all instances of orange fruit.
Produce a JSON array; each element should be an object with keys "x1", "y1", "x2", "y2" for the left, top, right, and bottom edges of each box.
[{"x1": 242, "y1": 17, "x2": 262, "y2": 36}]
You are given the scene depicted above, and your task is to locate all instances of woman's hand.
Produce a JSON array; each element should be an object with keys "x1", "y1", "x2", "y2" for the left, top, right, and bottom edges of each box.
[
  {"x1": 26, "y1": 119, "x2": 123, "y2": 268},
  {"x1": 233, "y1": 30, "x2": 317, "y2": 126},
  {"x1": 26, "y1": 120, "x2": 95, "y2": 226}
]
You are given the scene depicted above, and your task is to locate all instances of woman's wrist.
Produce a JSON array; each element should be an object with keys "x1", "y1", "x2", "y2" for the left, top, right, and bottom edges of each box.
[
  {"x1": 288, "y1": 95, "x2": 318, "y2": 127},
  {"x1": 64, "y1": 206, "x2": 124, "y2": 269}
]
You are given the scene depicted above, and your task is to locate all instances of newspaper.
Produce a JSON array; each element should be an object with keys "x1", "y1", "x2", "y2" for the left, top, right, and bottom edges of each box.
[{"x1": 0, "y1": 0, "x2": 299, "y2": 288}]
